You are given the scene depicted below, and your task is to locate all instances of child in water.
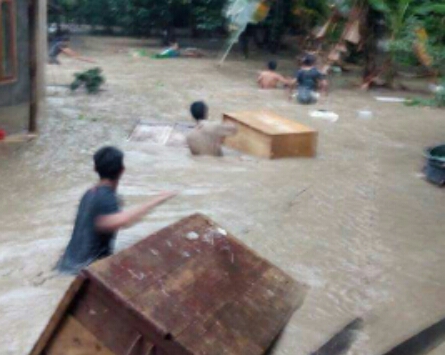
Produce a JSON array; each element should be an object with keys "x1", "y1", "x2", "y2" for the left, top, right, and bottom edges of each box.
[
  {"x1": 291, "y1": 54, "x2": 328, "y2": 104},
  {"x1": 186, "y1": 101, "x2": 237, "y2": 157},
  {"x1": 153, "y1": 43, "x2": 205, "y2": 59},
  {"x1": 48, "y1": 36, "x2": 96, "y2": 65},
  {"x1": 57, "y1": 147, "x2": 177, "y2": 274},
  {"x1": 257, "y1": 60, "x2": 294, "y2": 89}
]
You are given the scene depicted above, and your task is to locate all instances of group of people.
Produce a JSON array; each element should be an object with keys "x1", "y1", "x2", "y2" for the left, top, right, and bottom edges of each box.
[
  {"x1": 56, "y1": 102, "x2": 238, "y2": 274},
  {"x1": 55, "y1": 41, "x2": 329, "y2": 274},
  {"x1": 257, "y1": 54, "x2": 328, "y2": 105}
]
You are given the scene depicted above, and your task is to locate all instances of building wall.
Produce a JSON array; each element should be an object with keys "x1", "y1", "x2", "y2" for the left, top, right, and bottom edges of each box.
[{"x1": 0, "y1": 0, "x2": 46, "y2": 134}]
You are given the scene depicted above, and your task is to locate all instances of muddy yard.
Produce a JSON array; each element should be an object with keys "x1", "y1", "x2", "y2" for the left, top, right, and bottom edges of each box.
[{"x1": 1, "y1": 36, "x2": 445, "y2": 355}]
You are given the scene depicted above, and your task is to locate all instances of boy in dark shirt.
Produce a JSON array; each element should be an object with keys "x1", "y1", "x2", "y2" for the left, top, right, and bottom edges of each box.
[
  {"x1": 57, "y1": 146, "x2": 176, "y2": 274},
  {"x1": 48, "y1": 36, "x2": 96, "y2": 65},
  {"x1": 292, "y1": 54, "x2": 328, "y2": 104}
]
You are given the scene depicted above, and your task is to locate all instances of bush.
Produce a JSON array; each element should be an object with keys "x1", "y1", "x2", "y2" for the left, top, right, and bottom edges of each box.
[
  {"x1": 405, "y1": 78, "x2": 445, "y2": 108},
  {"x1": 70, "y1": 68, "x2": 105, "y2": 94}
]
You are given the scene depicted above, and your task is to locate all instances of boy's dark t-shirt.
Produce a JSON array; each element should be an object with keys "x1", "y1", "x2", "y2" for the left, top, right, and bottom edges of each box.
[
  {"x1": 296, "y1": 68, "x2": 325, "y2": 91},
  {"x1": 57, "y1": 185, "x2": 119, "y2": 274},
  {"x1": 49, "y1": 41, "x2": 64, "y2": 59}
]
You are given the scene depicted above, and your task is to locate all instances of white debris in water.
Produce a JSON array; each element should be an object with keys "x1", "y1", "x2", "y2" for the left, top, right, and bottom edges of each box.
[
  {"x1": 217, "y1": 227, "x2": 227, "y2": 236},
  {"x1": 186, "y1": 231, "x2": 199, "y2": 240},
  {"x1": 357, "y1": 110, "x2": 373, "y2": 120},
  {"x1": 374, "y1": 96, "x2": 406, "y2": 103},
  {"x1": 310, "y1": 110, "x2": 339, "y2": 123},
  {"x1": 150, "y1": 248, "x2": 159, "y2": 256}
]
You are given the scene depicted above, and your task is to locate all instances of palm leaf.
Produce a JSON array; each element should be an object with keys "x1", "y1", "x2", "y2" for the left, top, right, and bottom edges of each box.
[
  {"x1": 414, "y1": 3, "x2": 445, "y2": 16},
  {"x1": 367, "y1": 0, "x2": 391, "y2": 13}
]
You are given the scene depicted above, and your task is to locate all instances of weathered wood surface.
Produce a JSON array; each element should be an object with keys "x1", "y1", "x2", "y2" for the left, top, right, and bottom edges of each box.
[
  {"x1": 223, "y1": 111, "x2": 318, "y2": 159},
  {"x1": 30, "y1": 213, "x2": 306, "y2": 355},
  {"x1": 30, "y1": 276, "x2": 86, "y2": 355},
  {"x1": 45, "y1": 316, "x2": 114, "y2": 355}
]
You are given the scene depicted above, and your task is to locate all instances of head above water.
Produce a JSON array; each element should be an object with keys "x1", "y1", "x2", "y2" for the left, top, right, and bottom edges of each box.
[
  {"x1": 94, "y1": 146, "x2": 124, "y2": 181},
  {"x1": 268, "y1": 60, "x2": 277, "y2": 71},
  {"x1": 302, "y1": 54, "x2": 316, "y2": 67},
  {"x1": 190, "y1": 101, "x2": 208, "y2": 121}
]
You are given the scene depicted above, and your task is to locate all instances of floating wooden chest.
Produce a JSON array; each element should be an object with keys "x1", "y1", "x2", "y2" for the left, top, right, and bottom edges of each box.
[
  {"x1": 223, "y1": 111, "x2": 318, "y2": 159},
  {"x1": 30, "y1": 214, "x2": 306, "y2": 355}
]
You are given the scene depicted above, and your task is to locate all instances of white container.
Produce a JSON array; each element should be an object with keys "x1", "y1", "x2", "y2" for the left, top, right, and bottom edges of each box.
[{"x1": 357, "y1": 110, "x2": 373, "y2": 119}]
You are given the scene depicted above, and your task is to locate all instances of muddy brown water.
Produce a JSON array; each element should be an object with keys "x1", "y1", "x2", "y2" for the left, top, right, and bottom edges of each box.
[{"x1": 1, "y1": 36, "x2": 445, "y2": 355}]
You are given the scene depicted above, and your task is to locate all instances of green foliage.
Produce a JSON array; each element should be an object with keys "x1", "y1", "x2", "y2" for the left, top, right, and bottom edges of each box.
[
  {"x1": 405, "y1": 78, "x2": 445, "y2": 108},
  {"x1": 192, "y1": 0, "x2": 227, "y2": 31},
  {"x1": 54, "y1": 0, "x2": 331, "y2": 39},
  {"x1": 70, "y1": 68, "x2": 105, "y2": 94}
]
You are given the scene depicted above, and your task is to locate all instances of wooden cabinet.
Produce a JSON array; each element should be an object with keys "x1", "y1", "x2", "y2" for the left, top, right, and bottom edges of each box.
[
  {"x1": 30, "y1": 214, "x2": 306, "y2": 355},
  {"x1": 223, "y1": 111, "x2": 318, "y2": 159}
]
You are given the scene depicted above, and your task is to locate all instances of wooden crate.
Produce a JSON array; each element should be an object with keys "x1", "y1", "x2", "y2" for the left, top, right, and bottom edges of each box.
[
  {"x1": 223, "y1": 111, "x2": 318, "y2": 159},
  {"x1": 30, "y1": 214, "x2": 306, "y2": 355}
]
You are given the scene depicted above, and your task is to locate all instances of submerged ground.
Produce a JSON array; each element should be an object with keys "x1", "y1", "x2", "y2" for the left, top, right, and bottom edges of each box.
[{"x1": 0, "y1": 36, "x2": 444, "y2": 355}]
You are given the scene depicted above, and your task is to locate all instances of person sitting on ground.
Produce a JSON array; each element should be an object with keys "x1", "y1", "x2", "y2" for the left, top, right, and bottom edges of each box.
[
  {"x1": 292, "y1": 54, "x2": 328, "y2": 104},
  {"x1": 186, "y1": 101, "x2": 237, "y2": 157},
  {"x1": 48, "y1": 36, "x2": 96, "y2": 65},
  {"x1": 153, "y1": 42, "x2": 205, "y2": 59},
  {"x1": 257, "y1": 60, "x2": 294, "y2": 89},
  {"x1": 56, "y1": 146, "x2": 177, "y2": 274}
]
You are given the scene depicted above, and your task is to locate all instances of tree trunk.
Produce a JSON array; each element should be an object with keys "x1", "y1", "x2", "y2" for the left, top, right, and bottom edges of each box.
[{"x1": 362, "y1": 6, "x2": 378, "y2": 81}]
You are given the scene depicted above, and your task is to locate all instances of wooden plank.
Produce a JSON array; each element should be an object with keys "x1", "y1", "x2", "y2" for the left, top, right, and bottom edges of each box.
[
  {"x1": 223, "y1": 111, "x2": 317, "y2": 159},
  {"x1": 271, "y1": 132, "x2": 317, "y2": 158},
  {"x1": 71, "y1": 282, "x2": 154, "y2": 355},
  {"x1": 28, "y1": 0, "x2": 38, "y2": 132},
  {"x1": 75, "y1": 272, "x2": 192, "y2": 355},
  {"x1": 36, "y1": 214, "x2": 306, "y2": 355},
  {"x1": 87, "y1": 214, "x2": 218, "y2": 301},
  {"x1": 45, "y1": 316, "x2": 114, "y2": 355},
  {"x1": 223, "y1": 116, "x2": 273, "y2": 158},
  {"x1": 0, "y1": 133, "x2": 37, "y2": 144},
  {"x1": 29, "y1": 276, "x2": 86, "y2": 355},
  {"x1": 178, "y1": 267, "x2": 306, "y2": 355},
  {"x1": 133, "y1": 239, "x2": 269, "y2": 336},
  {"x1": 224, "y1": 111, "x2": 315, "y2": 136}
]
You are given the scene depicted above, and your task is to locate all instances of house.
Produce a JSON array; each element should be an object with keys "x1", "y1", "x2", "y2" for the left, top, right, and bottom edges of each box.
[{"x1": 0, "y1": 0, "x2": 46, "y2": 134}]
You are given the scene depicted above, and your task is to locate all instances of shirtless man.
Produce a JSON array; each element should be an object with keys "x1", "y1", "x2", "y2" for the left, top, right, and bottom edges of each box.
[
  {"x1": 49, "y1": 36, "x2": 96, "y2": 65},
  {"x1": 186, "y1": 101, "x2": 237, "y2": 157},
  {"x1": 257, "y1": 60, "x2": 294, "y2": 89}
]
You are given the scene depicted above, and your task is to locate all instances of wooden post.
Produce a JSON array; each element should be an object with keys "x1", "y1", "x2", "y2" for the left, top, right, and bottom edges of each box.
[{"x1": 28, "y1": 0, "x2": 37, "y2": 132}]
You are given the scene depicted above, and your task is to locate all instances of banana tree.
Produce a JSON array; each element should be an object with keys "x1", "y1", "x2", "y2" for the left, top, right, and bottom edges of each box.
[{"x1": 366, "y1": 0, "x2": 445, "y2": 84}]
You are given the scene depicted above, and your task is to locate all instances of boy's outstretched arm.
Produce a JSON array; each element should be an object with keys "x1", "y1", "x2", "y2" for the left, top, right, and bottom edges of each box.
[
  {"x1": 278, "y1": 75, "x2": 296, "y2": 87},
  {"x1": 61, "y1": 47, "x2": 96, "y2": 63},
  {"x1": 96, "y1": 191, "x2": 177, "y2": 232}
]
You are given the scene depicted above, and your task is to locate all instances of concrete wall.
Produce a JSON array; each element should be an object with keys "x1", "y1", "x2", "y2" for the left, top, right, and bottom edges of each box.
[{"x1": 0, "y1": 0, "x2": 46, "y2": 133}]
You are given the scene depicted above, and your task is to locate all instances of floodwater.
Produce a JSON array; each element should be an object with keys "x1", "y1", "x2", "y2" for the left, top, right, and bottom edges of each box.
[{"x1": 1, "y1": 36, "x2": 445, "y2": 355}]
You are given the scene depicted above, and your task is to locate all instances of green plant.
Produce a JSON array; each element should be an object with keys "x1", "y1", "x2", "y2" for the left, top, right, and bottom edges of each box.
[
  {"x1": 367, "y1": 0, "x2": 445, "y2": 81},
  {"x1": 70, "y1": 68, "x2": 105, "y2": 94},
  {"x1": 405, "y1": 78, "x2": 445, "y2": 108}
]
